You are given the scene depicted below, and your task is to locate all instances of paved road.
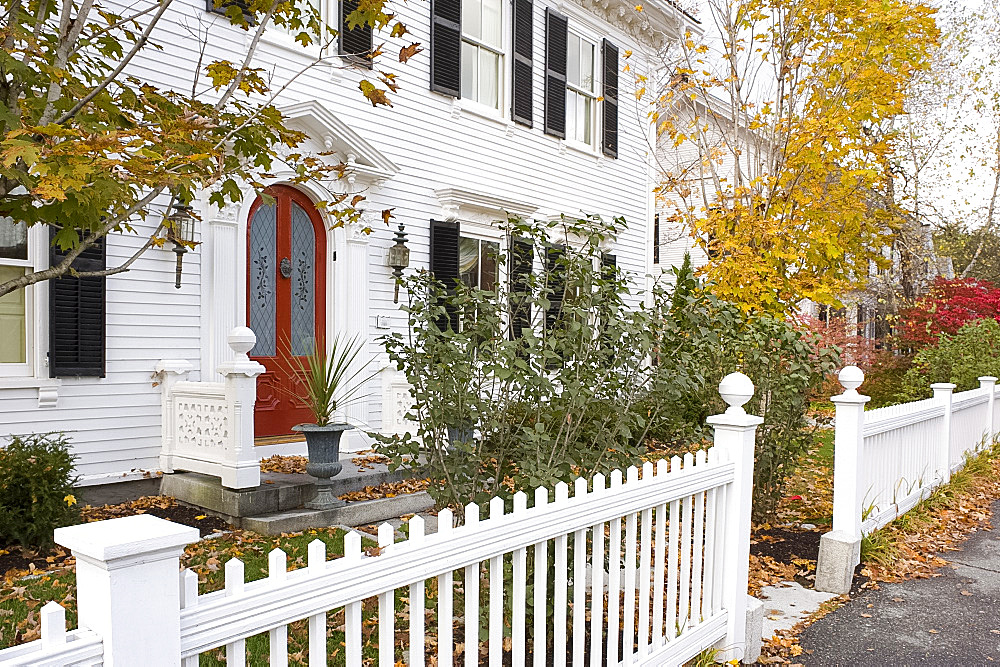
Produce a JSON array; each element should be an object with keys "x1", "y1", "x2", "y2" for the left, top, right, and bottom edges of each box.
[{"x1": 799, "y1": 499, "x2": 1000, "y2": 665}]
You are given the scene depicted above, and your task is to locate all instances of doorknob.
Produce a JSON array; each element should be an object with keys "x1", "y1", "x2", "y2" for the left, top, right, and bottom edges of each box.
[{"x1": 280, "y1": 257, "x2": 292, "y2": 278}]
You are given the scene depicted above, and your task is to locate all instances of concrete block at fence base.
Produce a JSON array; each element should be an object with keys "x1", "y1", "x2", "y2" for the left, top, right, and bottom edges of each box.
[
  {"x1": 241, "y1": 492, "x2": 435, "y2": 536},
  {"x1": 743, "y1": 595, "x2": 764, "y2": 664},
  {"x1": 815, "y1": 530, "x2": 861, "y2": 595}
]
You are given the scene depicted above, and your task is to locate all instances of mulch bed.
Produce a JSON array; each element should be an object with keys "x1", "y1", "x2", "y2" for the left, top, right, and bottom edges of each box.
[
  {"x1": 2, "y1": 496, "x2": 232, "y2": 582},
  {"x1": 752, "y1": 527, "x2": 823, "y2": 564}
]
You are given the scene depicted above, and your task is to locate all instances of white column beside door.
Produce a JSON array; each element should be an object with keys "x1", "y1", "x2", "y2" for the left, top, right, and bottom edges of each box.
[
  {"x1": 208, "y1": 216, "x2": 240, "y2": 382},
  {"x1": 337, "y1": 227, "x2": 372, "y2": 452}
]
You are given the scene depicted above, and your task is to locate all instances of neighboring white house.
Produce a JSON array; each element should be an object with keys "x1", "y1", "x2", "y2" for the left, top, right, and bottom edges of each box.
[{"x1": 0, "y1": 0, "x2": 695, "y2": 485}]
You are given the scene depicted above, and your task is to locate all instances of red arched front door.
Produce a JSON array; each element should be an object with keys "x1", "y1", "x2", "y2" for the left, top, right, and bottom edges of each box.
[{"x1": 247, "y1": 186, "x2": 327, "y2": 438}]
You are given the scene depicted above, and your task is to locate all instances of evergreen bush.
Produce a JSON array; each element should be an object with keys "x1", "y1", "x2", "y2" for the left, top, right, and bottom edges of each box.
[{"x1": 0, "y1": 433, "x2": 79, "y2": 547}]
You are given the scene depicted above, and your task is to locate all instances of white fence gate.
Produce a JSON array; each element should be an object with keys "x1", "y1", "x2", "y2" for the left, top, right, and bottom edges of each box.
[
  {"x1": 0, "y1": 373, "x2": 765, "y2": 667},
  {"x1": 816, "y1": 366, "x2": 998, "y2": 593}
]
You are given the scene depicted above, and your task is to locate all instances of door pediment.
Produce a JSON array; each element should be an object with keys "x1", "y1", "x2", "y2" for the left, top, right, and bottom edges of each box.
[{"x1": 280, "y1": 100, "x2": 400, "y2": 184}]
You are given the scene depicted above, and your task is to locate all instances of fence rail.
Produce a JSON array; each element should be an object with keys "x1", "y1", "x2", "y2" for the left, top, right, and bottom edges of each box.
[
  {"x1": 816, "y1": 367, "x2": 998, "y2": 594},
  {"x1": 0, "y1": 374, "x2": 767, "y2": 667}
]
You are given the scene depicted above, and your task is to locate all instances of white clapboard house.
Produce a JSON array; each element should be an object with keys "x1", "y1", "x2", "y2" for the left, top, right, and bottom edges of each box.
[{"x1": 0, "y1": 0, "x2": 695, "y2": 487}]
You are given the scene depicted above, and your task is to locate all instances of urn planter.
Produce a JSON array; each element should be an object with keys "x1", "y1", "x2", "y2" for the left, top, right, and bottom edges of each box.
[{"x1": 294, "y1": 423, "x2": 353, "y2": 510}]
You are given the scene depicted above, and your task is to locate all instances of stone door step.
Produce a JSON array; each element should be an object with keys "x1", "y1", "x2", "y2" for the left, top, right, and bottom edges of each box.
[{"x1": 240, "y1": 492, "x2": 436, "y2": 536}]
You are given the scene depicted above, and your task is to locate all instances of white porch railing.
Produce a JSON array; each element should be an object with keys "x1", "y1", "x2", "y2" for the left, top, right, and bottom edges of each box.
[
  {"x1": 158, "y1": 327, "x2": 265, "y2": 489},
  {"x1": 816, "y1": 367, "x2": 998, "y2": 593},
  {"x1": 0, "y1": 373, "x2": 767, "y2": 667}
]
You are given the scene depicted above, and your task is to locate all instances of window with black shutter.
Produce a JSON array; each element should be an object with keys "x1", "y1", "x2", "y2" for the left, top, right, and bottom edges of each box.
[
  {"x1": 511, "y1": 0, "x2": 534, "y2": 126},
  {"x1": 544, "y1": 244, "x2": 565, "y2": 332},
  {"x1": 340, "y1": 0, "x2": 373, "y2": 68},
  {"x1": 205, "y1": 0, "x2": 253, "y2": 23},
  {"x1": 429, "y1": 219, "x2": 461, "y2": 330},
  {"x1": 49, "y1": 232, "x2": 106, "y2": 378},
  {"x1": 544, "y1": 8, "x2": 568, "y2": 138},
  {"x1": 431, "y1": 0, "x2": 462, "y2": 97},
  {"x1": 602, "y1": 38, "x2": 619, "y2": 158},
  {"x1": 508, "y1": 236, "x2": 533, "y2": 339}
]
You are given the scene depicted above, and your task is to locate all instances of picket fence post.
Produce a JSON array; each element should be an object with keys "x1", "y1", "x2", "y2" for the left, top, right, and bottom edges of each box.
[
  {"x1": 931, "y1": 382, "x2": 955, "y2": 483},
  {"x1": 707, "y1": 372, "x2": 763, "y2": 664},
  {"x1": 980, "y1": 376, "x2": 997, "y2": 445},
  {"x1": 54, "y1": 514, "x2": 200, "y2": 667},
  {"x1": 815, "y1": 366, "x2": 869, "y2": 595}
]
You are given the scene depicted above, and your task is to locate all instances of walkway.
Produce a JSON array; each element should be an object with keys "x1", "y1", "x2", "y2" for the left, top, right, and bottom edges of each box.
[{"x1": 799, "y1": 499, "x2": 1000, "y2": 664}]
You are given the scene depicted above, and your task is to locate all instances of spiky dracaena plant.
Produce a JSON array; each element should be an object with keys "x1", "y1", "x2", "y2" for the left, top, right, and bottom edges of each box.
[{"x1": 280, "y1": 336, "x2": 377, "y2": 426}]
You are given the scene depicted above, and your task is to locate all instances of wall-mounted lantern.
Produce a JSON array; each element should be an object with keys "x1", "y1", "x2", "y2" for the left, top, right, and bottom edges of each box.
[
  {"x1": 167, "y1": 203, "x2": 195, "y2": 289},
  {"x1": 386, "y1": 221, "x2": 409, "y2": 303}
]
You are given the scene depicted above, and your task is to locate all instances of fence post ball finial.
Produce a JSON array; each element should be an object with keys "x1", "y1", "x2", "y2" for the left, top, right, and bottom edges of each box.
[
  {"x1": 838, "y1": 365, "x2": 865, "y2": 395},
  {"x1": 719, "y1": 372, "x2": 755, "y2": 415},
  {"x1": 228, "y1": 327, "x2": 257, "y2": 360}
]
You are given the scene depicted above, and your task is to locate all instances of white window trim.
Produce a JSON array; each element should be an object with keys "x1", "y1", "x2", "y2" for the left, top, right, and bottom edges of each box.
[
  {"x1": 565, "y1": 29, "x2": 599, "y2": 153},
  {"x1": 0, "y1": 224, "x2": 44, "y2": 380},
  {"x1": 257, "y1": 0, "x2": 333, "y2": 59},
  {"x1": 458, "y1": 0, "x2": 511, "y2": 122}
]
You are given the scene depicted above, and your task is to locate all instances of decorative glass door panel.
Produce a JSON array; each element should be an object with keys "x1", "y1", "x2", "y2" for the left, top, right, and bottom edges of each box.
[{"x1": 247, "y1": 186, "x2": 326, "y2": 438}]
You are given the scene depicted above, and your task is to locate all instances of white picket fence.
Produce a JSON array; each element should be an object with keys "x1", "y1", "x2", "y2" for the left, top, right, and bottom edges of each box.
[
  {"x1": 816, "y1": 366, "x2": 998, "y2": 593},
  {"x1": 0, "y1": 375, "x2": 766, "y2": 667}
]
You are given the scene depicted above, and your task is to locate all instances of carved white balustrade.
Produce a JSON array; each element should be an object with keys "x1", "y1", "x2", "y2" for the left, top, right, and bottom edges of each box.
[{"x1": 158, "y1": 327, "x2": 264, "y2": 489}]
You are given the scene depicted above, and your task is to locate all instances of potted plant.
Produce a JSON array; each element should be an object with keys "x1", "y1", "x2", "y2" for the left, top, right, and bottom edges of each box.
[{"x1": 281, "y1": 335, "x2": 376, "y2": 510}]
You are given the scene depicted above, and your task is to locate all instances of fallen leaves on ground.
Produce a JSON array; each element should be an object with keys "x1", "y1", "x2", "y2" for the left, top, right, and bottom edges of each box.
[
  {"x1": 749, "y1": 554, "x2": 799, "y2": 597},
  {"x1": 260, "y1": 455, "x2": 309, "y2": 474},
  {"x1": 338, "y1": 478, "x2": 430, "y2": 502}
]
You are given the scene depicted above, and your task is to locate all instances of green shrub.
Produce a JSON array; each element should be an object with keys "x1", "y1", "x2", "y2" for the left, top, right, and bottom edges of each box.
[
  {"x1": 0, "y1": 433, "x2": 79, "y2": 547},
  {"x1": 900, "y1": 318, "x2": 1000, "y2": 400},
  {"x1": 641, "y1": 258, "x2": 839, "y2": 520},
  {"x1": 380, "y1": 215, "x2": 657, "y2": 508}
]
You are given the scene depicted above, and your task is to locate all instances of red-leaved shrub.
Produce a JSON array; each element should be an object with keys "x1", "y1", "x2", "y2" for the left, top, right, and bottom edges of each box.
[{"x1": 898, "y1": 278, "x2": 1000, "y2": 348}]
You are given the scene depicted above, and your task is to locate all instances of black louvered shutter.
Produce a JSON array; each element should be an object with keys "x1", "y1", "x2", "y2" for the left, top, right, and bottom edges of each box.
[
  {"x1": 431, "y1": 0, "x2": 462, "y2": 97},
  {"x1": 429, "y1": 219, "x2": 461, "y2": 330},
  {"x1": 544, "y1": 9, "x2": 568, "y2": 138},
  {"x1": 601, "y1": 252, "x2": 617, "y2": 279},
  {"x1": 49, "y1": 233, "x2": 106, "y2": 378},
  {"x1": 508, "y1": 236, "x2": 533, "y2": 339},
  {"x1": 602, "y1": 38, "x2": 619, "y2": 158},
  {"x1": 340, "y1": 0, "x2": 373, "y2": 68},
  {"x1": 652, "y1": 213, "x2": 660, "y2": 264},
  {"x1": 544, "y1": 244, "x2": 565, "y2": 331},
  {"x1": 511, "y1": 0, "x2": 534, "y2": 126}
]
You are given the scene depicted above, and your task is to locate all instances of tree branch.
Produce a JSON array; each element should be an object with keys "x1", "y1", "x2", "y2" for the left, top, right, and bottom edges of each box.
[{"x1": 55, "y1": 0, "x2": 173, "y2": 125}]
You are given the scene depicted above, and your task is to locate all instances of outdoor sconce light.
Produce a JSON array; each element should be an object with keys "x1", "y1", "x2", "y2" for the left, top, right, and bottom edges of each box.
[
  {"x1": 167, "y1": 203, "x2": 195, "y2": 289},
  {"x1": 386, "y1": 221, "x2": 409, "y2": 303}
]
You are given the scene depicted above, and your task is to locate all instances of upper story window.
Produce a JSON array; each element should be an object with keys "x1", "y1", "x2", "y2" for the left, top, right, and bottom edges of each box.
[
  {"x1": 566, "y1": 32, "x2": 597, "y2": 146},
  {"x1": 0, "y1": 219, "x2": 29, "y2": 370},
  {"x1": 461, "y1": 0, "x2": 504, "y2": 109}
]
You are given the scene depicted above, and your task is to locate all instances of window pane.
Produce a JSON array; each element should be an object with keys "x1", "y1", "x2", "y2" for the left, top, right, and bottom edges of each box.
[
  {"x1": 481, "y1": 241, "x2": 499, "y2": 291},
  {"x1": 459, "y1": 237, "x2": 480, "y2": 288},
  {"x1": 482, "y1": 0, "x2": 502, "y2": 48},
  {"x1": 463, "y1": 0, "x2": 481, "y2": 40},
  {"x1": 566, "y1": 89, "x2": 577, "y2": 141},
  {"x1": 567, "y1": 33, "x2": 581, "y2": 87},
  {"x1": 462, "y1": 41, "x2": 479, "y2": 101},
  {"x1": 0, "y1": 265, "x2": 26, "y2": 364},
  {"x1": 480, "y1": 50, "x2": 499, "y2": 108},
  {"x1": 582, "y1": 96, "x2": 592, "y2": 144},
  {"x1": 581, "y1": 40, "x2": 595, "y2": 91},
  {"x1": 0, "y1": 218, "x2": 27, "y2": 261}
]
